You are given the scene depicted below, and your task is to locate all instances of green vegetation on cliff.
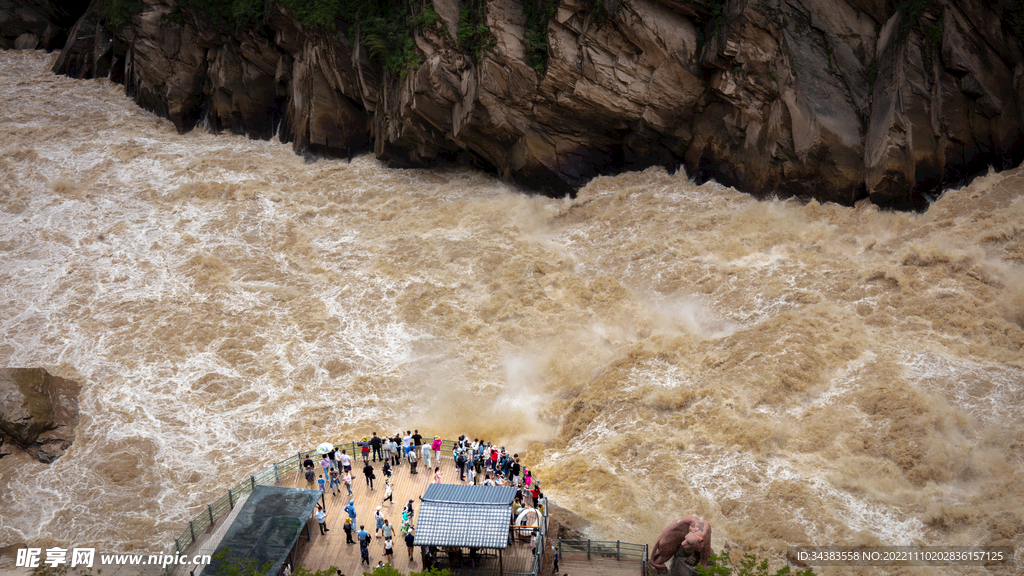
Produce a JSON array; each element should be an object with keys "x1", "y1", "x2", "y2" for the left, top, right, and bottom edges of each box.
[
  {"x1": 458, "y1": 0, "x2": 496, "y2": 61},
  {"x1": 161, "y1": 0, "x2": 448, "y2": 76},
  {"x1": 523, "y1": 0, "x2": 559, "y2": 72},
  {"x1": 99, "y1": 0, "x2": 143, "y2": 28}
]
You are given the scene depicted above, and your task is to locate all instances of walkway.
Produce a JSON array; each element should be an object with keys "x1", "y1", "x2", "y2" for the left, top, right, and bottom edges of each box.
[{"x1": 558, "y1": 557, "x2": 645, "y2": 576}]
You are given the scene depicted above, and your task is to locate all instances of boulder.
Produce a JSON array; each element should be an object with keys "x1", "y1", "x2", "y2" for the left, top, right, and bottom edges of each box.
[{"x1": 0, "y1": 368, "x2": 81, "y2": 464}]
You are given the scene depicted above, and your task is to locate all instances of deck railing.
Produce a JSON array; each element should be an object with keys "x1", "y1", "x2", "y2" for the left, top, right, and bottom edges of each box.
[
  {"x1": 163, "y1": 438, "x2": 540, "y2": 575},
  {"x1": 558, "y1": 538, "x2": 650, "y2": 575}
]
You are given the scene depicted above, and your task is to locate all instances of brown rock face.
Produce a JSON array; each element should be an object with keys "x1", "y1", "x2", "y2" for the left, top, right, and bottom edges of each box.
[
  {"x1": 0, "y1": 368, "x2": 81, "y2": 463},
  {"x1": 51, "y1": 0, "x2": 1024, "y2": 208},
  {"x1": 0, "y1": 0, "x2": 89, "y2": 50}
]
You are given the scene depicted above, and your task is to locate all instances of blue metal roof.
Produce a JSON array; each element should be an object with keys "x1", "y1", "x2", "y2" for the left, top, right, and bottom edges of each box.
[
  {"x1": 414, "y1": 484, "x2": 517, "y2": 549},
  {"x1": 421, "y1": 484, "x2": 517, "y2": 505}
]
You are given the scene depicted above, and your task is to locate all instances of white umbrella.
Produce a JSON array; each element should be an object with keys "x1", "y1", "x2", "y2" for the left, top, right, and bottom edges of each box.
[{"x1": 317, "y1": 443, "x2": 334, "y2": 454}]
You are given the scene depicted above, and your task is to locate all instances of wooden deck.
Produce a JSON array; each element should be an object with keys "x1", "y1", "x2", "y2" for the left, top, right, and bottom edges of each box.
[
  {"x1": 279, "y1": 451, "x2": 539, "y2": 576},
  {"x1": 557, "y1": 557, "x2": 645, "y2": 576}
]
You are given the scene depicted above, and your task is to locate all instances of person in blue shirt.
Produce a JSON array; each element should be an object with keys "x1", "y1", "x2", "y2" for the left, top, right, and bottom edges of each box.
[{"x1": 357, "y1": 525, "x2": 371, "y2": 548}]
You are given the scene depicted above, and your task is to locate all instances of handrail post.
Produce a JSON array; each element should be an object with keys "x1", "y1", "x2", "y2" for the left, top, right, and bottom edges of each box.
[
  {"x1": 251, "y1": 475, "x2": 256, "y2": 490},
  {"x1": 617, "y1": 540, "x2": 621, "y2": 560},
  {"x1": 208, "y1": 505, "x2": 214, "y2": 527},
  {"x1": 189, "y1": 520, "x2": 195, "y2": 544},
  {"x1": 228, "y1": 489, "x2": 234, "y2": 509},
  {"x1": 274, "y1": 462, "x2": 279, "y2": 483},
  {"x1": 587, "y1": 539, "x2": 591, "y2": 560}
]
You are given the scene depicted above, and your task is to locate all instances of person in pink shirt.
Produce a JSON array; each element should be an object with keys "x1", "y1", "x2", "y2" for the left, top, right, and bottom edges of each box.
[
  {"x1": 431, "y1": 436, "x2": 443, "y2": 463},
  {"x1": 433, "y1": 466, "x2": 442, "y2": 484}
]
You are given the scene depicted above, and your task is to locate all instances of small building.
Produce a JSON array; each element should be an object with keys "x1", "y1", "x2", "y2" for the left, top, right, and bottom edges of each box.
[
  {"x1": 414, "y1": 484, "x2": 536, "y2": 575},
  {"x1": 201, "y1": 485, "x2": 322, "y2": 576}
]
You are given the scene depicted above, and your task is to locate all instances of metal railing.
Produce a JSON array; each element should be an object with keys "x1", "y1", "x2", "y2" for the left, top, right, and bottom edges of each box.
[
  {"x1": 558, "y1": 538, "x2": 650, "y2": 574},
  {"x1": 163, "y1": 438, "x2": 542, "y2": 575}
]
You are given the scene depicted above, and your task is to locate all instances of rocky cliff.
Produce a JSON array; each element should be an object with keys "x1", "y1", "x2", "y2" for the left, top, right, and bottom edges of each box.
[{"x1": 51, "y1": 0, "x2": 1024, "y2": 209}]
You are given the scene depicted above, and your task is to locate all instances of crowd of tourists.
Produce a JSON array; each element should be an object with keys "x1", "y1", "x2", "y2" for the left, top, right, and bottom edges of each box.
[{"x1": 300, "y1": 430, "x2": 545, "y2": 569}]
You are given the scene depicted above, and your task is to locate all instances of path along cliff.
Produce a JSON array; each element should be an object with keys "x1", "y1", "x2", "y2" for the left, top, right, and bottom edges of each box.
[{"x1": 47, "y1": 0, "x2": 1024, "y2": 209}]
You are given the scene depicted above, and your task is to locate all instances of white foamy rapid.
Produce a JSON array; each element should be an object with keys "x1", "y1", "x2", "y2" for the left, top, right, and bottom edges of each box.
[{"x1": 1, "y1": 51, "x2": 1022, "y2": 573}]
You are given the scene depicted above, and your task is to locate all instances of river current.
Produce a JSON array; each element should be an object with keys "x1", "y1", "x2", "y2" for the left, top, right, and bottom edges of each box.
[{"x1": 1, "y1": 50, "x2": 1022, "y2": 573}]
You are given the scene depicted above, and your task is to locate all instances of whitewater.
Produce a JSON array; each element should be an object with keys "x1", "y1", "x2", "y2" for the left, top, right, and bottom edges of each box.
[{"x1": 1, "y1": 50, "x2": 1022, "y2": 574}]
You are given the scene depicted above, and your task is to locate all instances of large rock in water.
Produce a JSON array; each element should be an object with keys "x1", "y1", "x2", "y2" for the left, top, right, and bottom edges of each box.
[
  {"x1": 51, "y1": 0, "x2": 1024, "y2": 208},
  {"x1": 0, "y1": 368, "x2": 81, "y2": 463}
]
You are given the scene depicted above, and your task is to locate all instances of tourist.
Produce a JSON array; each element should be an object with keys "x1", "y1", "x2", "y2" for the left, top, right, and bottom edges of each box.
[
  {"x1": 432, "y1": 435, "x2": 443, "y2": 463},
  {"x1": 511, "y1": 455, "x2": 521, "y2": 487},
  {"x1": 363, "y1": 462, "x2": 375, "y2": 490},
  {"x1": 382, "y1": 518, "x2": 394, "y2": 541},
  {"x1": 382, "y1": 436, "x2": 394, "y2": 467},
  {"x1": 370, "y1": 432, "x2": 383, "y2": 462},
  {"x1": 344, "y1": 517, "x2": 354, "y2": 543},
  {"x1": 421, "y1": 441, "x2": 431, "y2": 468},
  {"x1": 344, "y1": 470, "x2": 353, "y2": 496},
  {"x1": 317, "y1": 474, "x2": 326, "y2": 492},
  {"x1": 304, "y1": 455, "x2": 316, "y2": 485},
  {"x1": 408, "y1": 444, "x2": 419, "y2": 474},
  {"x1": 339, "y1": 449, "x2": 352, "y2": 473},
  {"x1": 315, "y1": 506, "x2": 329, "y2": 534},
  {"x1": 467, "y1": 463, "x2": 476, "y2": 485},
  {"x1": 455, "y1": 450, "x2": 466, "y2": 481},
  {"x1": 359, "y1": 542, "x2": 370, "y2": 566},
  {"x1": 329, "y1": 468, "x2": 340, "y2": 495},
  {"x1": 402, "y1": 431, "x2": 412, "y2": 458},
  {"x1": 321, "y1": 454, "x2": 332, "y2": 477},
  {"x1": 345, "y1": 499, "x2": 357, "y2": 525},
  {"x1": 382, "y1": 480, "x2": 393, "y2": 504},
  {"x1": 405, "y1": 499, "x2": 415, "y2": 519},
  {"x1": 390, "y1": 433, "x2": 402, "y2": 465},
  {"x1": 375, "y1": 506, "x2": 385, "y2": 537},
  {"x1": 412, "y1": 430, "x2": 422, "y2": 451},
  {"x1": 357, "y1": 524, "x2": 370, "y2": 547},
  {"x1": 360, "y1": 437, "x2": 370, "y2": 463},
  {"x1": 384, "y1": 537, "x2": 394, "y2": 564},
  {"x1": 382, "y1": 459, "x2": 393, "y2": 481},
  {"x1": 405, "y1": 528, "x2": 416, "y2": 560},
  {"x1": 433, "y1": 466, "x2": 442, "y2": 484}
]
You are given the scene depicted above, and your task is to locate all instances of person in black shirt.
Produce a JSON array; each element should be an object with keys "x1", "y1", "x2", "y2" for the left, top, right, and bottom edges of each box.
[
  {"x1": 370, "y1": 433, "x2": 383, "y2": 462},
  {"x1": 363, "y1": 463, "x2": 376, "y2": 489}
]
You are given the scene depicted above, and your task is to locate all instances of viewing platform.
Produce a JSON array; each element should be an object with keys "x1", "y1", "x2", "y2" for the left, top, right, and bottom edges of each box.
[{"x1": 167, "y1": 439, "x2": 550, "y2": 576}]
